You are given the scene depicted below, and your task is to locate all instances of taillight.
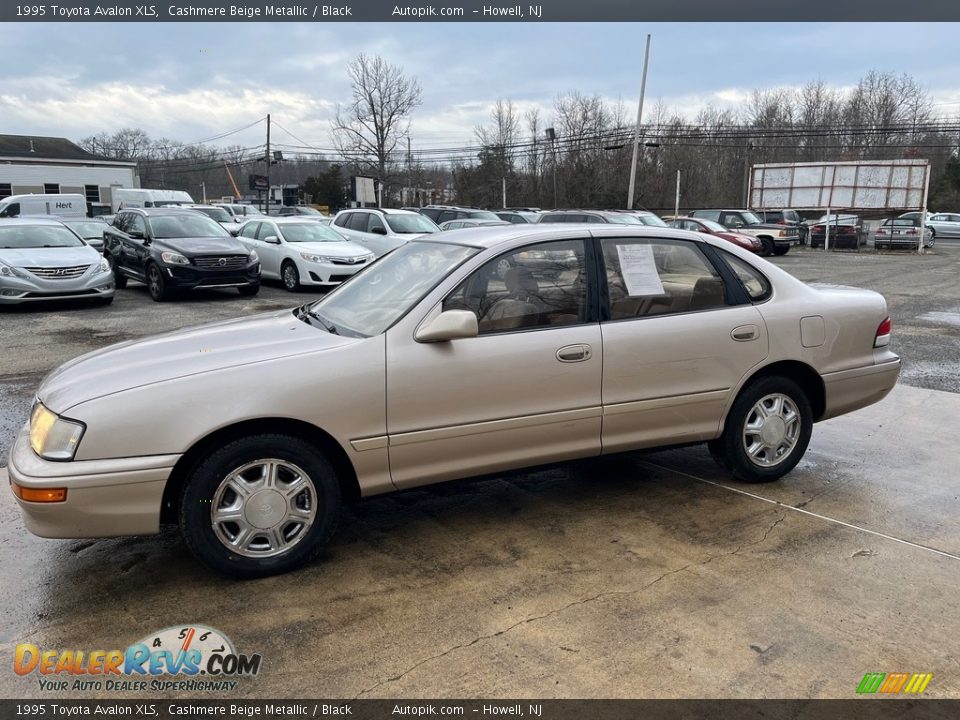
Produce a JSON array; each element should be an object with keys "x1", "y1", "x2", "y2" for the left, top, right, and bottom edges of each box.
[
  {"x1": 813, "y1": 225, "x2": 824, "y2": 232},
  {"x1": 876, "y1": 228, "x2": 887, "y2": 235},
  {"x1": 874, "y1": 316, "x2": 892, "y2": 348},
  {"x1": 906, "y1": 229, "x2": 917, "y2": 235}
]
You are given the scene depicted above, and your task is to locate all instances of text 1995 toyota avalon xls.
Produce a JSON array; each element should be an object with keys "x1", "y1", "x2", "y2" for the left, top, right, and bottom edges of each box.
[{"x1": 8, "y1": 226, "x2": 900, "y2": 577}]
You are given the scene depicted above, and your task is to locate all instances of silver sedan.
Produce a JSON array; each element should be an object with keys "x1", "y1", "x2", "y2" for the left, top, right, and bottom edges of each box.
[
  {"x1": 9, "y1": 225, "x2": 899, "y2": 577},
  {"x1": 0, "y1": 219, "x2": 114, "y2": 305}
]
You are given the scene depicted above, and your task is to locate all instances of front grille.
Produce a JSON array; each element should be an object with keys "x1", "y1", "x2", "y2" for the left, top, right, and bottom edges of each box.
[
  {"x1": 24, "y1": 265, "x2": 91, "y2": 279},
  {"x1": 194, "y1": 255, "x2": 248, "y2": 270},
  {"x1": 330, "y1": 256, "x2": 370, "y2": 266}
]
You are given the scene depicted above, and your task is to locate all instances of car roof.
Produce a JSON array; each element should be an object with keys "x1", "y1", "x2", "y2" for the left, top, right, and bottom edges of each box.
[
  {"x1": 259, "y1": 216, "x2": 334, "y2": 225},
  {"x1": 122, "y1": 207, "x2": 203, "y2": 217},
  {"x1": 412, "y1": 222, "x2": 727, "y2": 250},
  {"x1": 0, "y1": 217, "x2": 66, "y2": 227},
  {"x1": 340, "y1": 207, "x2": 421, "y2": 216}
]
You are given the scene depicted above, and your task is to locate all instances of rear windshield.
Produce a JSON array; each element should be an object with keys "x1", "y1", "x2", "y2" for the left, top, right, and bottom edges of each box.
[
  {"x1": 280, "y1": 223, "x2": 347, "y2": 243},
  {"x1": 191, "y1": 207, "x2": 233, "y2": 223},
  {"x1": 0, "y1": 225, "x2": 85, "y2": 248}
]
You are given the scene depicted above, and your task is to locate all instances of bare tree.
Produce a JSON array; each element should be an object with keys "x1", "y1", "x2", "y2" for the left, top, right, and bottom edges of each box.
[{"x1": 331, "y1": 54, "x2": 423, "y2": 202}]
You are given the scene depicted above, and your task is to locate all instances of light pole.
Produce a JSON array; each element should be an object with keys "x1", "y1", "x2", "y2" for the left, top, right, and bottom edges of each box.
[
  {"x1": 626, "y1": 33, "x2": 652, "y2": 210},
  {"x1": 545, "y1": 127, "x2": 558, "y2": 209}
]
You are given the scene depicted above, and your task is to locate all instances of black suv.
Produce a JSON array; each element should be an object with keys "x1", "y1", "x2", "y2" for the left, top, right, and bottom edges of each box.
[{"x1": 104, "y1": 208, "x2": 261, "y2": 301}]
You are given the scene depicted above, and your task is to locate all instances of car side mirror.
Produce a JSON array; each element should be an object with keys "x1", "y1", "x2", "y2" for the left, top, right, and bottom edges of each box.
[
  {"x1": 229, "y1": 227, "x2": 240, "y2": 236},
  {"x1": 128, "y1": 229, "x2": 144, "y2": 239},
  {"x1": 371, "y1": 226, "x2": 388, "y2": 236},
  {"x1": 415, "y1": 310, "x2": 479, "y2": 343},
  {"x1": 263, "y1": 235, "x2": 281, "y2": 244}
]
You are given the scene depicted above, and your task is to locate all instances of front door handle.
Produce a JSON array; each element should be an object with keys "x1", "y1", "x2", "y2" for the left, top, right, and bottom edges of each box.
[
  {"x1": 731, "y1": 324, "x2": 760, "y2": 342},
  {"x1": 557, "y1": 344, "x2": 592, "y2": 363}
]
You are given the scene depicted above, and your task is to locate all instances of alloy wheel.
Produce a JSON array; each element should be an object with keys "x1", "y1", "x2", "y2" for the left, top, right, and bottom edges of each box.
[{"x1": 741, "y1": 393, "x2": 801, "y2": 468}]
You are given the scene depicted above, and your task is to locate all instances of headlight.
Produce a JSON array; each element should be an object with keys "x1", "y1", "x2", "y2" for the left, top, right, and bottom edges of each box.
[
  {"x1": 97, "y1": 258, "x2": 110, "y2": 274},
  {"x1": 299, "y1": 252, "x2": 333, "y2": 263},
  {"x1": 248, "y1": 250, "x2": 259, "y2": 263},
  {"x1": 160, "y1": 251, "x2": 190, "y2": 265},
  {"x1": 29, "y1": 403, "x2": 85, "y2": 461},
  {"x1": 0, "y1": 262, "x2": 27, "y2": 278}
]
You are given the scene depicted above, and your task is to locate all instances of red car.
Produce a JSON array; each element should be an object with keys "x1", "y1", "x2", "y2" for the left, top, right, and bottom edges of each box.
[{"x1": 667, "y1": 216, "x2": 764, "y2": 253}]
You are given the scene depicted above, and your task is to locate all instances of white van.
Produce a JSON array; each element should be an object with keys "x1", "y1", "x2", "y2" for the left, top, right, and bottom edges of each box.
[
  {"x1": 0, "y1": 193, "x2": 88, "y2": 219},
  {"x1": 111, "y1": 188, "x2": 194, "y2": 213}
]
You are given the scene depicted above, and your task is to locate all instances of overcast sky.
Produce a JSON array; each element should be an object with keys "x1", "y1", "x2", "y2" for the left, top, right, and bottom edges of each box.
[{"x1": 3, "y1": 22, "x2": 960, "y2": 154}]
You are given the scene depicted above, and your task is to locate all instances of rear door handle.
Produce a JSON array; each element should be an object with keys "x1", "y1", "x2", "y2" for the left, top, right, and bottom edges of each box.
[
  {"x1": 731, "y1": 324, "x2": 759, "y2": 342},
  {"x1": 557, "y1": 344, "x2": 592, "y2": 362}
]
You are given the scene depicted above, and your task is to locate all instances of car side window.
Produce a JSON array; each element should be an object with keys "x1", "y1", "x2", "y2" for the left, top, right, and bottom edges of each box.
[
  {"x1": 112, "y1": 212, "x2": 129, "y2": 233},
  {"x1": 256, "y1": 223, "x2": 276, "y2": 240},
  {"x1": 347, "y1": 213, "x2": 369, "y2": 231},
  {"x1": 718, "y1": 251, "x2": 772, "y2": 302},
  {"x1": 601, "y1": 238, "x2": 730, "y2": 320},
  {"x1": 442, "y1": 240, "x2": 588, "y2": 334},
  {"x1": 368, "y1": 215, "x2": 387, "y2": 233},
  {"x1": 437, "y1": 211, "x2": 456, "y2": 224},
  {"x1": 721, "y1": 213, "x2": 744, "y2": 228},
  {"x1": 694, "y1": 210, "x2": 721, "y2": 223},
  {"x1": 333, "y1": 213, "x2": 350, "y2": 228},
  {"x1": 127, "y1": 214, "x2": 146, "y2": 237},
  {"x1": 240, "y1": 222, "x2": 260, "y2": 239}
]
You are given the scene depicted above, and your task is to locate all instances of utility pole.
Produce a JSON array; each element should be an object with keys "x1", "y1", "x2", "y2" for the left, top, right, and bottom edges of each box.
[
  {"x1": 407, "y1": 136, "x2": 413, "y2": 206},
  {"x1": 626, "y1": 34, "x2": 652, "y2": 210},
  {"x1": 674, "y1": 170, "x2": 681, "y2": 218},
  {"x1": 502, "y1": 177, "x2": 507, "y2": 209},
  {"x1": 265, "y1": 113, "x2": 271, "y2": 215}
]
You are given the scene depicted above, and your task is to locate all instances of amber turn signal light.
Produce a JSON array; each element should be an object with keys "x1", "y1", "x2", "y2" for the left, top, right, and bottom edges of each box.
[{"x1": 11, "y1": 481, "x2": 67, "y2": 503}]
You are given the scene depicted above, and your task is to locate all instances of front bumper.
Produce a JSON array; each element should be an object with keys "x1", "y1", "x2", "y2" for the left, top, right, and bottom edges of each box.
[
  {"x1": 820, "y1": 353, "x2": 901, "y2": 421},
  {"x1": 302, "y1": 258, "x2": 370, "y2": 286},
  {"x1": 0, "y1": 269, "x2": 115, "y2": 304},
  {"x1": 7, "y1": 423, "x2": 176, "y2": 538},
  {"x1": 162, "y1": 262, "x2": 260, "y2": 290}
]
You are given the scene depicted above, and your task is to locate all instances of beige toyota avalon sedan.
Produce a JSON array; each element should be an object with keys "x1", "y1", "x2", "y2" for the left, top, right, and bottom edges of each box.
[{"x1": 8, "y1": 226, "x2": 900, "y2": 577}]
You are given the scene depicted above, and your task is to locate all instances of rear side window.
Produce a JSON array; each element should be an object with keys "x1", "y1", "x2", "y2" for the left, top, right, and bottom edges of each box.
[
  {"x1": 692, "y1": 210, "x2": 721, "y2": 222},
  {"x1": 720, "y1": 251, "x2": 772, "y2": 302},
  {"x1": 347, "y1": 213, "x2": 370, "y2": 231},
  {"x1": 240, "y1": 222, "x2": 260, "y2": 239},
  {"x1": 601, "y1": 238, "x2": 730, "y2": 319},
  {"x1": 538, "y1": 214, "x2": 565, "y2": 224}
]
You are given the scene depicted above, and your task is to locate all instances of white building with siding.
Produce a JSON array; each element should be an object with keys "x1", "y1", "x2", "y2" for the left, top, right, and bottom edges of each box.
[{"x1": 0, "y1": 134, "x2": 139, "y2": 216}]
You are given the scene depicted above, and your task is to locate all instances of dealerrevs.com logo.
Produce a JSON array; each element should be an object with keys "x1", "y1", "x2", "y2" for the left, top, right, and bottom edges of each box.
[{"x1": 14, "y1": 625, "x2": 262, "y2": 693}]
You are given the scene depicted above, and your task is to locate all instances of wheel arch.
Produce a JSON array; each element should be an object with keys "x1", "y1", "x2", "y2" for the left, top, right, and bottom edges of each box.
[
  {"x1": 723, "y1": 360, "x2": 826, "y2": 432},
  {"x1": 160, "y1": 417, "x2": 361, "y2": 524}
]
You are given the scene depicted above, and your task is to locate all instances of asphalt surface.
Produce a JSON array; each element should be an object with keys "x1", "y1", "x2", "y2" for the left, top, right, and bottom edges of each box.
[{"x1": 1, "y1": 245, "x2": 958, "y2": 700}]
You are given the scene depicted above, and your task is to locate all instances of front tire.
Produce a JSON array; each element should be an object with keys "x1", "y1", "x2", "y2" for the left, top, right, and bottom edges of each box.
[
  {"x1": 772, "y1": 245, "x2": 789, "y2": 256},
  {"x1": 147, "y1": 263, "x2": 170, "y2": 302},
  {"x1": 179, "y1": 434, "x2": 341, "y2": 578},
  {"x1": 759, "y1": 237, "x2": 775, "y2": 256},
  {"x1": 281, "y1": 261, "x2": 301, "y2": 292},
  {"x1": 712, "y1": 376, "x2": 813, "y2": 483}
]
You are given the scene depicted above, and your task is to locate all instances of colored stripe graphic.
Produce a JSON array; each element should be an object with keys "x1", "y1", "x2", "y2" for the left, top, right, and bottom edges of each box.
[
  {"x1": 858, "y1": 672, "x2": 932, "y2": 694},
  {"x1": 857, "y1": 673, "x2": 886, "y2": 694}
]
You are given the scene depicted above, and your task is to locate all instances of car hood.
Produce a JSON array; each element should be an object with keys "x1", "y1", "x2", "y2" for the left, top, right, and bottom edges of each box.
[
  {"x1": 40, "y1": 309, "x2": 357, "y2": 413},
  {"x1": 290, "y1": 241, "x2": 370, "y2": 258},
  {"x1": 155, "y1": 236, "x2": 249, "y2": 255},
  {"x1": 747, "y1": 223, "x2": 793, "y2": 231},
  {"x1": 0, "y1": 245, "x2": 100, "y2": 268}
]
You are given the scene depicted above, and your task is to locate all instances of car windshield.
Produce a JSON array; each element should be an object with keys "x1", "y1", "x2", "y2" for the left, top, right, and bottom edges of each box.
[
  {"x1": 148, "y1": 214, "x2": 229, "y2": 238},
  {"x1": 638, "y1": 214, "x2": 668, "y2": 227},
  {"x1": 607, "y1": 214, "x2": 643, "y2": 225},
  {"x1": 385, "y1": 214, "x2": 440, "y2": 234},
  {"x1": 63, "y1": 221, "x2": 104, "y2": 238},
  {"x1": 742, "y1": 211, "x2": 763, "y2": 224},
  {"x1": 0, "y1": 225, "x2": 85, "y2": 248},
  {"x1": 308, "y1": 241, "x2": 478, "y2": 337},
  {"x1": 292, "y1": 207, "x2": 324, "y2": 216},
  {"x1": 698, "y1": 219, "x2": 728, "y2": 232},
  {"x1": 192, "y1": 207, "x2": 233, "y2": 223},
  {"x1": 280, "y1": 223, "x2": 346, "y2": 243}
]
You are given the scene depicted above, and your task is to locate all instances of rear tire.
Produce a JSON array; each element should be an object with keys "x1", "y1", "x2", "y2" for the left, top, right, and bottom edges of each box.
[
  {"x1": 712, "y1": 375, "x2": 813, "y2": 483},
  {"x1": 179, "y1": 434, "x2": 341, "y2": 578}
]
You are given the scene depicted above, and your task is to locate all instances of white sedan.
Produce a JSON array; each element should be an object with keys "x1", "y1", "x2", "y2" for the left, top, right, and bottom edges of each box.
[{"x1": 237, "y1": 218, "x2": 374, "y2": 291}]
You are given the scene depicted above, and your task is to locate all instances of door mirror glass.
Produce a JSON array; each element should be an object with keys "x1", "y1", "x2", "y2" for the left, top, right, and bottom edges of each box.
[
  {"x1": 127, "y1": 228, "x2": 144, "y2": 239},
  {"x1": 263, "y1": 235, "x2": 281, "y2": 244},
  {"x1": 415, "y1": 310, "x2": 479, "y2": 342},
  {"x1": 371, "y1": 225, "x2": 388, "y2": 236}
]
